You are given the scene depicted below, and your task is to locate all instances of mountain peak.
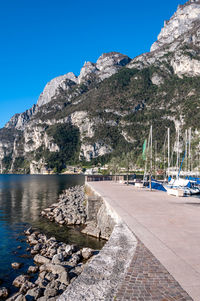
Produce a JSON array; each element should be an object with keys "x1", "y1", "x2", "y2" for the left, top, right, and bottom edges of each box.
[{"x1": 151, "y1": 0, "x2": 200, "y2": 51}]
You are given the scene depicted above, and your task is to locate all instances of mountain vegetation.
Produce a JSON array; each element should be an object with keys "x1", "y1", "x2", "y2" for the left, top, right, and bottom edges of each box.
[{"x1": 1, "y1": 0, "x2": 200, "y2": 174}]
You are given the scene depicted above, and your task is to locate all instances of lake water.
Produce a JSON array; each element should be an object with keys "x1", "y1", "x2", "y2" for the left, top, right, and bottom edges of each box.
[{"x1": 0, "y1": 174, "x2": 105, "y2": 295}]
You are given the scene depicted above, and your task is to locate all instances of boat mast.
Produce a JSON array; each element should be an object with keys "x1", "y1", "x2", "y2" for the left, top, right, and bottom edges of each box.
[
  {"x1": 168, "y1": 128, "x2": 170, "y2": 177},
  {"x1": 185, "y1": 129, "x2": 188, "y2": 173},
  {"x1": 176, "y1": 125, "x2": 180, "y2": 178},
  {"x1": 189, "y1": 128, "x2": 191, "y2": 172},
  {"x1": 155, "y1": 140, "x2": 157, "y2": 180},
  {"x1": 150, "y1": 125, "x2": 152, "y2": 190}
]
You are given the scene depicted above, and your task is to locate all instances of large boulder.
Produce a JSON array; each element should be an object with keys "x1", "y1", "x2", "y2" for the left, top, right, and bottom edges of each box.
[
  {"x1": 0, "y1": 287, "x2": 9, "y2": 298},
  {"x1": 13, "y1": 275, "x2": 29, "y2": 288},
  {"x1": 40, "y1": 264, "x2": 69, "y2": 285},
  {"x1": 34, "y1": 255, "x2": 51, "y2": 265}
]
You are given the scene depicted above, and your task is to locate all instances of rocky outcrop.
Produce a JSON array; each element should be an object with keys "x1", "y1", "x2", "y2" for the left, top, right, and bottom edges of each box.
[
  {"x1": 151, "y1": 1, "x2": 200, "y2": 52},
  {"x1": 37, "y1": 73, "x2": 78, "y2": 107},
  {"x1": 5, "y1": 105, "x2": 36, "y2": 130},
  {"x1": 96, "y1": 52, "x2": 131, "y2": 80},
  {"x1": 128, "y1": 0, "x2": 200, "y2": 78},
  {"x1": 80, "y1": 142, "x2": 113, "y2": 162},
  {"x1": 37, "y1": 52, "x2": 131, "y2": 107}
]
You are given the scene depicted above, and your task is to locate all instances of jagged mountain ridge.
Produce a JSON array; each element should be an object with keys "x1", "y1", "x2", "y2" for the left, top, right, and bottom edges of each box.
[{"x1": 1, "y1": 0, "x2": 200, "y2": 174}]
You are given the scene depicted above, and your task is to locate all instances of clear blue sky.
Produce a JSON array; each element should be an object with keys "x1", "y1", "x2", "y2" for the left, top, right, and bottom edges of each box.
[{"x1": 0, "y1": 0, "x2": 186, "y2": 128}]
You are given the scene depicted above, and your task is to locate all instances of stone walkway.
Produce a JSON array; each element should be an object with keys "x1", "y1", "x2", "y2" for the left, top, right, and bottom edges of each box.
[
  {"x1": 116, "y1": 240, "x2": 192, "y2": 301},
  {"x1": 88, "y1": 181, "x2": 200, "y2": 301}
]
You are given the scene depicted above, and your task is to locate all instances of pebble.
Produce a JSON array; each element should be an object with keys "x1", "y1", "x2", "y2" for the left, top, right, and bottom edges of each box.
[{"x1": 11, "y1": 262, "x2": 23, "y2": 269}]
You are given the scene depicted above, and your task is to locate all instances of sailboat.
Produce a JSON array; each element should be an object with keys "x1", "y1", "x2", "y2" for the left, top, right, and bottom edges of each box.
[{"x1": 164, "y1": 127, "x2": 200, "y2": 196}]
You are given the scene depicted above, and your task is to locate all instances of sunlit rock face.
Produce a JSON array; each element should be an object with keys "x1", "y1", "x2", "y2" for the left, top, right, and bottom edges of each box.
[
  {"x1": 5, "y1": 105, "x2": 36, "y2": 130},
  {"x1": 80, "y1": 142, "x2": 113, "y2": 162},
  {"x1": 95, "y1": 52, "x2": 131, "y2": 80},
  {"x1": 78, "y1": 52, "x2": 131, "y2": 83},
  {"x1": 37, "y1": 52, "x2": 131, "y2": 107},
  {"x1": 37, "y1": 72, "x2": 78, "y2": 107},
  {"x1": 151, "y1": 1, "x2": 200, "y2": 51},
  {"x1": 128, "y1": 0, "x2": 200, "y2": 78},
  {"x1": 2, "y1": 1, "x2": 200, "y2": 173}
]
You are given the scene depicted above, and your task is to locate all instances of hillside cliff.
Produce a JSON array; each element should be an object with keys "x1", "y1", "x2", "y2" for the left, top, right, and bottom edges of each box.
[{"x1": 1, "y1": 0, "x2": 200, "y2": 174}]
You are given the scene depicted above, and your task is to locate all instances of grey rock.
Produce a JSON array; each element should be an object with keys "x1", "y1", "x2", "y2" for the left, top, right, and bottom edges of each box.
[
  {"x1": 81, "y1": 247, "x2": 93, "y2": 260},
  {"x1": 19, "y1": 281, "x2": 35, "y2": 294},
  {"x1": 5, "y1": 105, "x2": 36, "y2": 131},
  {"x1": 11, "y1": 262, "x2": 23, "y2": 269},
  {"x1": 52, "y1": 253, "x2": 64, "y2": 264},
  {"x1": 37, "y1": 297, "x2": 48, "y2": 301},
  {"x1": 33, "y1": 243, "x2": 42, "y2": 252},
  {"x1": 45, "y1": 280, "x2": 60, "y2": 291},
  {"x1": 0, "y1": 287, "x2": 9, "y2": 298},
  {"x1": 14, "y1": 294, "x2": 25, "y2": 301},
  {"x1": 65, "y1": 244, "x2": 76, "y2": 255},
  {"x1": 151, "y1": 2, "x2": 200, "y2": 51},
  {"x1": 13, "y1": 275, "x2": 29, "y2": 288},
  {"x1": 35, "y1": 278, "x2": 48, "y2": 288},
  {"x1": 44, "y1": 288, "x2": 58, "y2": 298},
  {"x1": 27, "y1": 235, "x2": 38, "y2": 246},
  {"x1": 6, "y1": 293, "x2": 22, "y2": 301},
  {"x1": 34, "y1": 254, "x2": 50, "y2": 265},
  {"x1": 39, "y1": 271, "x2": 47, "y2": 280},
  {"x1": 25, "y1": 287, "x2": 43, "y2": 300},
  {"x1": 59, "y1": 283, "x2": 67, "y2": 292},
  {"x1": 27, "y1": 265, "x2": 39, "y2": 274},
  {"x1": 45, "y1": 272, "x2": 58, "y2": 282},
  {"x1": 37, "y1": 72, "x2": 77, "y2": 107},
  {"x1": 40, "y1": 263, "x2": 69, "y2": 285}
]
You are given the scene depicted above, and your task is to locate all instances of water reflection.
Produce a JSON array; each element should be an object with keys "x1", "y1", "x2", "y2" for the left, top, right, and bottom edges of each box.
[
  {"x1": 0, "y1": 175, "x2": 106, "y2": 294},
  {"x1": 0, "y1": 175, "x2": 84, "y2": 224}
]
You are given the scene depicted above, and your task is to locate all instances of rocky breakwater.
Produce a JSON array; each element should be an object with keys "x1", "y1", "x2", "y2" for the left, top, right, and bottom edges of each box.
[
  {"x1": 40, "y1": 186, "x2": 87, "y2": 226},
  {"x1": 40, "y1": 185, "x2": 115, "y2": 240},
  {"x1": 6, "y1": 228, "x2": 95, "y2": 301}
]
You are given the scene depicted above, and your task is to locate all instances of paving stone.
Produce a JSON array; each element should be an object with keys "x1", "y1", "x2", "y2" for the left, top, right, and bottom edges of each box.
[{"x1": 115, "y1": 240, "x2": 193, "y2": 301}]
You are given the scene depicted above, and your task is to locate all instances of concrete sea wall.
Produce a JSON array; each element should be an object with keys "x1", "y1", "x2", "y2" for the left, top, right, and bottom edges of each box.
[{"x1": 58, "y1": 183, "x2": 138, "y2": 301}]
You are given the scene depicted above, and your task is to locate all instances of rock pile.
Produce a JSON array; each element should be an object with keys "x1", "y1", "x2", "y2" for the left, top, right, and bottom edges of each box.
[
  {"x1": 41, "y1": 186, "x2": 87, "y2": 226},
  {"x1": 7, "y1": 227, "x2": 94, "y2": 301}
]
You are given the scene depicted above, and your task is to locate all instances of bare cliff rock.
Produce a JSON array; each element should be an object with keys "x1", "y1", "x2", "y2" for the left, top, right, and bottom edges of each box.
[
  {"x1": 1, "y1": 1, "x2": 200, "y2": 174},
  {"x1": 129, "y1": 0, "x2": 200, "y2": 78},
  {"x1": 151, "y1": 0, "x2": 200, "y2": 52}
]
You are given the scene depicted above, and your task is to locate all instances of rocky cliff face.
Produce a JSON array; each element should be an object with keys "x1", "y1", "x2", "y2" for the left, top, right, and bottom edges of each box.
[
  {"x1": 129, "y1": 0, "x2": 200, "y2": 78},
  {"x1": 5, "y1": 105, "x2": 36, "y2": 130},
  {"x1": 1, "y1": 1, "x2": 200, "y2": 174},
  {"x1": 151, "y1": 0, "x2": 200, "y2": 52},
  {"x1": 37, "y1": 52, "x2": 131, "y2": 107},
  {"x1": 37, "y1": 73, "x2": 78, "y2": 107}
]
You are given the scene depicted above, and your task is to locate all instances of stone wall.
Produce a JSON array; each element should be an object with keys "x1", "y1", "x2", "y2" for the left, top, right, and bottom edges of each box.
[
  {"x1": 58, "y1": 183, "x2": 138, "y2": 301},
  {"x1": 81, "y1": 184, "x2": 117, "y2": 240}
]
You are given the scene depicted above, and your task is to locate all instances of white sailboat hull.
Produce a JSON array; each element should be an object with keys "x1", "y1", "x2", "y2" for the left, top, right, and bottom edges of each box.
[{"x1": 166, "y1": 188, "x2": 185, "y2": 197}]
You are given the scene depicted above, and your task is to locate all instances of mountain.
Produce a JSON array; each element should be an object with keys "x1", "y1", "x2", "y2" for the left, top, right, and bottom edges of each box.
[{"x1": 1, "y1": 0, "x2": 200, "y2": 174}]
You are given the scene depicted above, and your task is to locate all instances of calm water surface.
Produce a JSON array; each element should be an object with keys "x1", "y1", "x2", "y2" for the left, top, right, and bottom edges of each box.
[{"x1": 0, "y1": 174, "x2": 105, "y2": 295}]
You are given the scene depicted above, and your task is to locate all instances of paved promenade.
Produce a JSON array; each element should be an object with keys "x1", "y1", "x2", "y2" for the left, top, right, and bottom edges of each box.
[{"x1": 88, "y1": 181, "x2": 200, "y2": 301}]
